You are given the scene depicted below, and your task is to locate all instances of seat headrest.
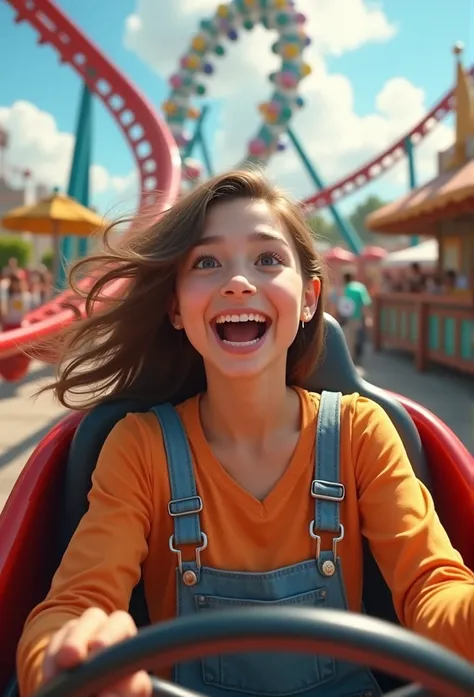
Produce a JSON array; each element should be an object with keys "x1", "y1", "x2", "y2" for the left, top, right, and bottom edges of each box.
[{"x1": 306, "y1": 315, "x2": 427, "y2": 479}]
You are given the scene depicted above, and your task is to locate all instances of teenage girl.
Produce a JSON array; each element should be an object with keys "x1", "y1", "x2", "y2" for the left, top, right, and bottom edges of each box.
[{"x1": 17, "y1": 170, "x2": 474, "y2": 697}]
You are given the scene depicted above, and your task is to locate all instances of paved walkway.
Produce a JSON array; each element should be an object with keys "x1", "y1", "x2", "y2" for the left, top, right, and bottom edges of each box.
[
  {"x1": 0, "y1": 351, "x2": 472, "y2": 511},
  {"x1": 363, "y1": 347, "x2": 473, "y2": 452},
  {"x1": 0, "y1": 362, "x2": 65, "y2": 511}
]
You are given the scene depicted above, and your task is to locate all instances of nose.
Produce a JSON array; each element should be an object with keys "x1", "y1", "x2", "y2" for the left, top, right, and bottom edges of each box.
[{"x1": 221, "y1": 274, "x2": 257, "y2": 297}]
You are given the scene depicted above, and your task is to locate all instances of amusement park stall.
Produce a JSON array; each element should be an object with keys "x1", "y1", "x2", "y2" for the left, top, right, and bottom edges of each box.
[{"x1": 367, "y1": 49, "x2": 474, "y2": 375}]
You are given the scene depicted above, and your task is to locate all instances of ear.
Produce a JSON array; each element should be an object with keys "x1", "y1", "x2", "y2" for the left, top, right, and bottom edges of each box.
[
  {"x1": 168, "y1": 295, "x2": 183, "y2": 330},
  {"x1": 301, "y1": 278, "x2": 321, "y2": 323}
]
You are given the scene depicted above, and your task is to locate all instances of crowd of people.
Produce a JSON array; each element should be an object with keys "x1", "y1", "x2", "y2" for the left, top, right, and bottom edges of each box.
[
  {"x1": 380, "y1": 262, "x2": 465, "y2": 295},
  {"x1": 0, "y1": 257, "x2": 53, "y2": 331}
]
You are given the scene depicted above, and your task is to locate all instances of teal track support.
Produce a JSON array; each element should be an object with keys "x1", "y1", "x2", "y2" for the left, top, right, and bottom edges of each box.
[
  {"x1": 76, "y1": 94, "x2": 92, "y2": 258},
  {"x1": 182, "y1": 104, "x2": 214, "y2": 178},
  {"x1": 182, "y1": 105, "x2": 210, "y2": 159},
  {"x1": 198, "y1": 128, "x2": 214, "y2": 178},
  {"x1": 56, "y1": 82, "x2": 93, "y2": 289},
  {"x1": 404, "y1": 136, "x2": 419, "y2": 246},
  {"x1": 286, "y1": 128, "x2": 364, "y2": 255}
]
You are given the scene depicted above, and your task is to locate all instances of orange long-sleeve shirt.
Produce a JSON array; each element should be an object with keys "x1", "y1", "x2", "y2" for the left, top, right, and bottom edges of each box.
[{"x1": 17, "y1": 389, "x2": 474, "y2": 696}]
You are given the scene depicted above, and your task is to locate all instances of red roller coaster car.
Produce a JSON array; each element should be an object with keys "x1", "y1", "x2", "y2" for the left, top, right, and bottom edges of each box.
[{"x1": 0, "y1": 316, "x2": 472, "y2": 697}]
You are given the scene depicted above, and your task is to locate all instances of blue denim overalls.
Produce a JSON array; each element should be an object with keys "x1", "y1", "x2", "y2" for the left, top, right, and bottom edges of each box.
[{"x1": 151, "y1": 391, "x2": 382, "y2": 697}]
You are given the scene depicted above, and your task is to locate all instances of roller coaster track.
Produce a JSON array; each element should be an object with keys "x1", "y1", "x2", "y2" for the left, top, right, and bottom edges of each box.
[
  {"x1": 0, "y1": 0, "x2": 181, "y2": 369},
  {"x1": 0, "y1": 0, "x2": 470, "y2": 373},
  {"x1": 302, "y1": 65, "x2": 474, "y2": 209},
  {"x1": 4, "y1": 0, "x2": 181, "y2": 210}
]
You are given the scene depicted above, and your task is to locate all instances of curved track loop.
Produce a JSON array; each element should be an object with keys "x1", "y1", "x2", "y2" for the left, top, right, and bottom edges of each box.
[
  {"x1": 0, "y1": 0, "x2": 470, "y2": 374},
  {"x1": 302, "y1": 66, "x2": 474, "y2": 209},
  {"x1": 6, "y1": 0, "x2": 181, "y2": 210},
  {"x1": 0, "y1": 0, "x2": 181, "y2": 372}
]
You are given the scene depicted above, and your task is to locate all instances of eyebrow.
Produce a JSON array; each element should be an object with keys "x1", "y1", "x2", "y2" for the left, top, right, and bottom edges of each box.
[{"x1": 194, "y1": 231, "x2": 290, "y2": 247}]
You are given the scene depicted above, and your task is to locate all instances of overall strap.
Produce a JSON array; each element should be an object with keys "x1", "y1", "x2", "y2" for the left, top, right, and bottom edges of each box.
[
  {"x1": 310, "y1": 391, "x2": 345, "y2": 576},
  {"x1": 312, "y1": 391, "x2": 345, "y2": 534},
  {"x1": 150, "y1": 403, "x2": 203, "y2": 547}
]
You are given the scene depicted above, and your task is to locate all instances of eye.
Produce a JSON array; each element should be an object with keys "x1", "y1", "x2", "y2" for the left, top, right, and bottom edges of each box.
[
  {"x1": 256, "y1": 251, "x2": 285, "y2": 267},
  {"x1": 191, "y1": 255, "x2": 220, "y2": 269}
]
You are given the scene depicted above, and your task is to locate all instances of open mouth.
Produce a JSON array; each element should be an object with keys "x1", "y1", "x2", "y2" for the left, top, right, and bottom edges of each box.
[{"x1": 213, "y1": 312, "x2": 271, "y2": 347}]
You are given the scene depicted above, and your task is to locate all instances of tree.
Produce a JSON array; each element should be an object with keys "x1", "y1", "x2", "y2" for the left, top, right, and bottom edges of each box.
[
  {"x1": 307, "y1": 213, "x2": 342, "y2": 246},
  {"x1": 41, "y1": 249, "x2": 54, "y2": 271},
  {"x1": 348, "y1": 195, "x2": 388, "y2": 244},
  {"x1": 0, "y1": 235, "x2": 32, "y2": 269},
  {"x1": 307, "y1": 196, "x2": 390, "y2": 249}
]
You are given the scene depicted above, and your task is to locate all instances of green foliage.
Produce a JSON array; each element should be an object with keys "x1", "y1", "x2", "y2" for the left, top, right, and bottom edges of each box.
[
  {"x1": 348, "y1": 195, "x2": 388, "y2": 243},
  {"x1": 307, "y1": 195, "x2": 389, "y2": 247},
  {"x1": 307, "y1": 213, "x2": 341, "y2": 245},
  {"x1": 0, "y1": 235, "x2": 32, "y2": 269},
  {"x1": 41, "y1": 249, "x2": 54, "y2": 271}
]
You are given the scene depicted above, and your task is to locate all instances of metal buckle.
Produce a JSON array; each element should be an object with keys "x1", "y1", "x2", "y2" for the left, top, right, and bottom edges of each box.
[
  {"x1": 169, "y1": 532, "x2": 208, "y2": 574},
  {"x1": 168, "y1": 495, "x2": 203, "y2": 517},
  {"x1": 311, "y1": 479, "x2": 345, "y2": 502},
  {"x1": 309, "y1": 521, "x2": 345, "y2": 560}
]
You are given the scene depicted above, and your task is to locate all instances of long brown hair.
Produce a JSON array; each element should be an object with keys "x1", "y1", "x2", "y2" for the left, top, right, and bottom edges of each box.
[{"x1": 42, "y1": 169, "x2": 327, "y2": 410}]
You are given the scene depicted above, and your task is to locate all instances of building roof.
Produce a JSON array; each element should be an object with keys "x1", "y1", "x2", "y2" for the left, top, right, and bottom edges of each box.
[
  {"x1": 366, "y1": 44, "x2": 474, "y2": 236},
  {"x1": 366, "y1": 160, "x2": 474, "y2": 235}
]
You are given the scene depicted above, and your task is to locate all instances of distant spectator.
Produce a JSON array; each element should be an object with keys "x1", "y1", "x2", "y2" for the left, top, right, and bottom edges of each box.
[
  {"x1": 426, "y1": 274, "x2": 443, "y2": 295},
  {"x1": 380, "y1": 270, "x2": 393, "y2": 293},
  {"x1": 443, "y1": 269, "x2": 457, "y2": 292},
  {"x1": 28, "y1": 270, "x2": 44, "y2": 309},
  {"x1": 336, "y1": 272, "x2": 372, "y2": 364},
  {"x1": 407, "y1": 262, "x2": 426, "y2": 292},
  {"x1": 2, "y1": 256, "x2": 26, "y2": 282},
  {"x1": 0, "y1": 273, "x2": 32, "y2": 330}
]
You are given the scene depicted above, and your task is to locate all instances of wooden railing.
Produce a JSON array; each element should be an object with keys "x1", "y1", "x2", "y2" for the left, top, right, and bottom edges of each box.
[{"x1": 373, "y1": 292, "x2": 474, "y2": 374}]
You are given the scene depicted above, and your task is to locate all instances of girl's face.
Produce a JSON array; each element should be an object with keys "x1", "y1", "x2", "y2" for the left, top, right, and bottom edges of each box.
[{"x1": 173, "y1": 198, "x2": 319, "y2": 381}]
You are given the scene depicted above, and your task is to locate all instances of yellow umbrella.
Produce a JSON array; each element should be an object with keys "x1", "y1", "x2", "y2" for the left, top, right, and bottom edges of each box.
[{"x1": 1, "y1": 191, "x2": 108, "y2": 282}]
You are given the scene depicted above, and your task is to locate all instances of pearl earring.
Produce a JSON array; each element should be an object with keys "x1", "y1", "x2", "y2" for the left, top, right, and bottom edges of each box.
[{"x1": 301, "y1": 320, "x2": 305, "y2": 329}]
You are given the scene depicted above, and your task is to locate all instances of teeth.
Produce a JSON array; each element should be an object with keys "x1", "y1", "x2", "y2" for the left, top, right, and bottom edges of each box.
[
  {"x1": 215, "y1": 313, "x2": 267, "y2": 324},
  {"x1": 223, "y1": 338, "x2": 262, "y2": 347}
]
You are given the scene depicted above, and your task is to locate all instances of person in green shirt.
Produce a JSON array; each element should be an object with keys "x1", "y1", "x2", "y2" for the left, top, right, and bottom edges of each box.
[{"x1": 336, "y1": 272, "x2": 372, "y2": 363}]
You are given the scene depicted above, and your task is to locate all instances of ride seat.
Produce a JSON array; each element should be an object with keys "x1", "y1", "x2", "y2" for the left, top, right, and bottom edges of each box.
[{"x1": 59, "y1": 314, "x2": 429, "y2": 685}]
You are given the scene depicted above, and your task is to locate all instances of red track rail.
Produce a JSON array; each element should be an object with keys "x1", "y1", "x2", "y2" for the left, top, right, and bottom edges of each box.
[
  {"x1": 302, "y1": 67, "x2": 474, "y2": 209},
  {"x1": 5, "y1": 0, "x2": 181, "y2": 210},
  {"x1": 0, "y1": 0, "x2": 181, "y2": 373}
]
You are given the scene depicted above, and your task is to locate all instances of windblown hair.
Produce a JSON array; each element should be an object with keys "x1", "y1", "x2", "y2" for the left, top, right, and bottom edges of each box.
[{"x1": 42, "y1": 169, "x2": 327, "y2": 410}]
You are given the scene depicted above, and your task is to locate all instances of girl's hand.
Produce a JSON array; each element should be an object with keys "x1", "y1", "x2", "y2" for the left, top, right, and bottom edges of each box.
[{"x1": 42, "y1": 607, "x2": 152, "y2": 697}]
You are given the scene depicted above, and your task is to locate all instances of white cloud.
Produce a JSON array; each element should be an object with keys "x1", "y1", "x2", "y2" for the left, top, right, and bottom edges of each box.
[
  {"x1": 265, "y1": 74, "x2": 454, "y2": 200},
  {"x1": 0, "y1": 100, "x2": 74, "y2": 191},
  {"x1": 124, "y1": 0, "x2": 223, "y2": 76},
  {"x1": 104, "y1": 170, "x2": 140, "y2": 218},
  {"x1": 90, "y1": 164, "x2": 111, "y2": 194},
  {"x1": 124, "y1": 0, "x2": 397, "y2": 76},
  {"x1": 0, "y1": 101, "x2": 136, "y2": 209},
  {"x1": 123, "y1": 0, "x2": 396, "y2": 142},
  {"x1": 123, "y1": 0, "x2": 452, "y2": 203},
  {"x1": 303, "y1": 0, "x2": 397, "y2": 55}
]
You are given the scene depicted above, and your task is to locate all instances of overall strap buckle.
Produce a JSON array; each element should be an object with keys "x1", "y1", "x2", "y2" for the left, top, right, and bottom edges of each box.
[
  {"x1": 150, "y1": 404, "x2": 207, "y2": 584},
  {"x1": 311, "y1": 479, "x2": 345, "y2": 502},
  {"x1": 169, "y1": 532, "x2": 208, "y2": 581},
  {"x1": 309, "y1": 521, "x2": 345, "y2": 577},
  {"x1": 168, "y1": 495, "x2": 203, "y2": 517}
]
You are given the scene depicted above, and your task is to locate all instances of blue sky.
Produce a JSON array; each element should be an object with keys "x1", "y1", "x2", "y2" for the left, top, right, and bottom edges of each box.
[{"x1": 1, "y1": 0, "x2": 473, "y2": 215}]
